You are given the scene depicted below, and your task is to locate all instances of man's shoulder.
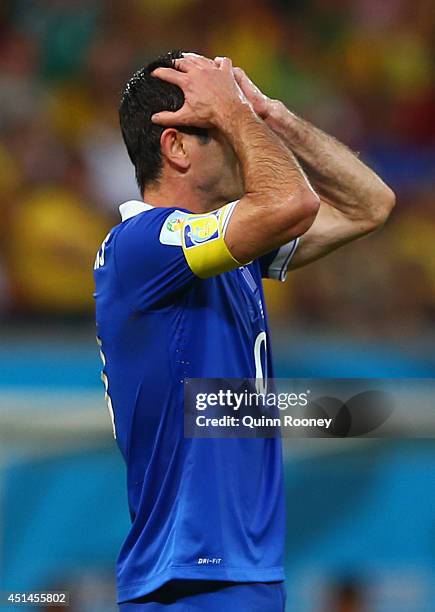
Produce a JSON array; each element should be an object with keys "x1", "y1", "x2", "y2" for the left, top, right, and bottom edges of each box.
[{"x1": 117, "y1": 206, "x2": 191, "y2": 248}]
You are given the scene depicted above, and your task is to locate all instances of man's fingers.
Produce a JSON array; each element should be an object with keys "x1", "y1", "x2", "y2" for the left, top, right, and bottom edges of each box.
[
  {"x1": 151, "y1": 109, "x2": 189, "y2": 127},
  {"x1": 217, "y1": 56, "x2": 233, "y2": 72},
  {"x1": 173, "y1": 57, "x2": 198, "y2": 73},
  {"x1": 234, "y1": 68, "x2": 261, "y2": 99},
  {"x1": 214, "y1": 56, "x2": 233, "y2": 72},
  {"x1": 182, "y1": 53, "x2": 214, "y2": 67},
  {"x1": 234, "y1": 67, "x2": 255, "y2": 90},
  {"x1": 151, "y1": 67, "x2": 186, "y2": 86},
  {"x1": 166, "y1": 56, "x2": 212, "y2": 74},
  {"x1": 233, "y1": 67, "x2": 245, "y2": 85}
]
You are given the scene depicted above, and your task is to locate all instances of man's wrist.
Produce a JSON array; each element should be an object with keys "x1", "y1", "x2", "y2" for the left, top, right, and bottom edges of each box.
[{"x1": 214, "y1": 99, "x2": 257, "y2": 134}]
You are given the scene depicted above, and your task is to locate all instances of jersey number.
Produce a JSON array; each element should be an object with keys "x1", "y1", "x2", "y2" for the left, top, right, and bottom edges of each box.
[
  {"x1": 97, "y1": 336, "x2": 117, "y2": 439},
  {"x1": 254, "y1": 331, "x2": 267, "y2": 394},
  {"x1": 94, "y1": 232, "x2": 111, "y2": 270}
]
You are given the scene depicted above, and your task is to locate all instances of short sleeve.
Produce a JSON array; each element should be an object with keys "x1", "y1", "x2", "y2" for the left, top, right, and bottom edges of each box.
[
  {"x1": 114, "y1": 208, "x2": 196, "y2": 310},
  {"x1": 258, "y1": 238, "x2": 299, "y2": 282},
  {"x1": 114, "y1": 203, "x2": 241, "y2": 310}
]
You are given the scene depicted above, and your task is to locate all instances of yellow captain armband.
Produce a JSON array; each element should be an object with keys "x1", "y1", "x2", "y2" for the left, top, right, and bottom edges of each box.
[{"x1": 181, "y1": 201, "x2": 241, "y2": 279}]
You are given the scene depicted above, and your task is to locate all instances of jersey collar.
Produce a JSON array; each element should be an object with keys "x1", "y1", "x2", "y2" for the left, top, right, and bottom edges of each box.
[{"x1": 119, "y1": 200, "x2": 154, "y2": 221}]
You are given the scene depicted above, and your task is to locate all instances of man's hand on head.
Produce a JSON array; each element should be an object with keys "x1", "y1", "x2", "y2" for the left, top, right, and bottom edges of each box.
[
  {"x1": 151, "y1": 55, "x2": 251, "y2": 130},
  {"x1": 180, "y1": 52, "x2": 216, "y2": 67},
  {"x1": 214, "y1": 58, "x2": 278, "y2": 122}
]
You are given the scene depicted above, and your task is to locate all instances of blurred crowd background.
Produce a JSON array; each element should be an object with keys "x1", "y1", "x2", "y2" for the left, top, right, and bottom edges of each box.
[
  {"x1": 0, "y1": 0, "x2": 434, "y2": 337},
  {"x1": 1, "y1": 0, "x2": 435, "y2": 611}
]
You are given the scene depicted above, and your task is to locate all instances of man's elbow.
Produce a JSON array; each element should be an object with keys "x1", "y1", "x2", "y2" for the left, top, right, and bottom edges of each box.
[
  {"x1": 268, "y1": 186, "x2": 320, "y2": 243},
  {"x1": 297, "y1": 188, "x2": 321, "y2": 234},
  {"x1": 367, "y1": 185, "x2": 396, "y2": 230}
]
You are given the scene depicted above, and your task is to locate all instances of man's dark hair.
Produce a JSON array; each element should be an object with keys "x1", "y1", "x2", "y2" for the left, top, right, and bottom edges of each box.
[{"x1": 119, "y1": 50, "x2": 209, "y2": 194}]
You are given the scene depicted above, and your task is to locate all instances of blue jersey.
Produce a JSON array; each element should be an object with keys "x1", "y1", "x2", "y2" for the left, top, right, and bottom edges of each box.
[{"x1": 93, "y1": 199, "x2": 299, "y2": 604}]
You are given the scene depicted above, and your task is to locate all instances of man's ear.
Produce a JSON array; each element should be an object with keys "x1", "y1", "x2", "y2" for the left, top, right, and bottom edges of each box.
[{"x1": 160, "y1": 128, "x2": 190, "y2": 173}]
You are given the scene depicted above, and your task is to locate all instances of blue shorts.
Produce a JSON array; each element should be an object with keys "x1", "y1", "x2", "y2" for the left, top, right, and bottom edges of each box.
[{"x1": 119, "y1": 580, "x2": 286, "y2": 611}]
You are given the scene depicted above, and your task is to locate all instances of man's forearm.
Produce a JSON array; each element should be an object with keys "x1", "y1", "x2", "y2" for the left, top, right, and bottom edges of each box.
[
  {"x1": 216, "y1": 101, "x2": 320, "y2": 263},
  {"x1": 265, "y1": 101, "x2": 395, "y2": 225},
  {"x1": 219, "y1": 101, "x2": 311, "y2": 202}
]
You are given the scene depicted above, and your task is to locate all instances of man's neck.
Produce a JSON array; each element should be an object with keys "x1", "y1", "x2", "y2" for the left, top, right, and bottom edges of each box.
[{"x1": 142, "y1": 181, "x2": 225, "y2": 214}]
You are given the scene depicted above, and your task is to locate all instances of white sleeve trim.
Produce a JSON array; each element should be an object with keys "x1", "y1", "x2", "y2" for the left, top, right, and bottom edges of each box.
[
  {"x1": 221, "y1": 200, "x2": 239, "y2": 237},
  {"x1": 266, "y1": 237, "x2": 299, "y2": 281}
]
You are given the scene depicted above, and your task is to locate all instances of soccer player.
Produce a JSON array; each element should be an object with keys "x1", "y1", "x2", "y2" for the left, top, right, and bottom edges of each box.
[{"x1": 94, "y1": 51, "x2": 394, "y2": 611}]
